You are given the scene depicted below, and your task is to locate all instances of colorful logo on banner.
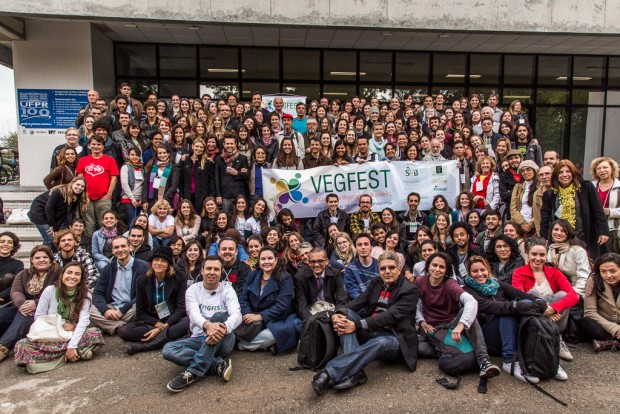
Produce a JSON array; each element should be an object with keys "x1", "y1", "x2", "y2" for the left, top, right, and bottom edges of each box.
[{"x1": 270, "y1": 173, "x2": 309, "y2": 209}]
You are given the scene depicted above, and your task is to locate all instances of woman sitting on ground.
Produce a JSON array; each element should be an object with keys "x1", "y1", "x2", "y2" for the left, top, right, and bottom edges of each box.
[
  {"x1": 13, "y1": 262, "x2": 104, "y2": 373},
  {"x1": 512, "y1": 238, "x2": 580, "y2": 361},
  {"x1": 463, "y1": 255, "x2": 564, "y2": 383},
  {"x1": 415, "y1": 252, "x2": 501, "y2": 379},
  {"x1": 237, "y1": 247, "x2": 301, "y2": 354},
  {"x1": 582, "y1": 253, "x2": 620, "y2": 352},
  {"x1": 119, "y1": 247, "x2": 189, "y2": 355},
  {"x1": 0, "y1": 246, "x2": 60, "y2": 362},
  {"x1": 148, "y1": 200, "x2": 175, "y2": 248}
]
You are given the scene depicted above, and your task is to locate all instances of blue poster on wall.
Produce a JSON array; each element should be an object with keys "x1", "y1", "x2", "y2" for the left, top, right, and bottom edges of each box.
[{"x1": 17, "y1": 89, "x2": 89, "y2": 129}]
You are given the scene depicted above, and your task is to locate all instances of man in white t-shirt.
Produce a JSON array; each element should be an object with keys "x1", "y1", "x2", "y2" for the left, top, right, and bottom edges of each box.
[{"x1": 162, "y1": 256, "x2": 242, "y2": 393}]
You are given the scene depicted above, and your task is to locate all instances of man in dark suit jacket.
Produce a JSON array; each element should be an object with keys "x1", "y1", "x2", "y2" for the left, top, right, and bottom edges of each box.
[
  {"x1": 312, "y1": 194, "x2": 349, "y2": 248},
  {"x1": 311, "y1": 251, "x2": 419, "y2": 396},
  {"x1": 293, "y1": 248, "x2": 348, "y2": 320}
]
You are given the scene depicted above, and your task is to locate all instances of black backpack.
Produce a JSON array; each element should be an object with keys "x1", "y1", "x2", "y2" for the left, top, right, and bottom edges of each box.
[
  {"x1": 516, "y1": 315, "x2": 560, "y2": 380},
  {"x1": 515, "y1": 315, "x2": 567, "y2": 406},
  {"x1": 295, "y1": 310, "x2": 337, "y2": 370}
]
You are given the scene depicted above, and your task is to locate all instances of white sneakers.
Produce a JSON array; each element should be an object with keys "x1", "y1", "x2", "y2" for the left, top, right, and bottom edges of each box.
[
  {"x1": 559, "y1": 340, "x2": 574, "y2": 361},
  {"x1": 554, "y1": 365, "x2": 568, "y2": 381},
  {"x1": 502, "y1": 362, "x2": 540, "y2": 383}
]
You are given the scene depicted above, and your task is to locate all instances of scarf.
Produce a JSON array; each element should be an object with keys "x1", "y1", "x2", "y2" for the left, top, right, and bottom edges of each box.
[
  {"x1": 464, "y1": 276, "x2": 500, "y2": 297},
  {"x1": 261, "y1": 134, "x2": 274, "y2": 147},
  {"x1": 548, "y1": 241, "x2": 570, "y2": 267},
  {"x1": 555, "y1": 184, "x2": 578, "y2": 228},
  {"x1": 127, "y1": 159, "x2": 142, "y2": 170},
  {"x1": 221, "y1": 149, "x2": 239, "y2": 167},
  {"x1": 154, "y1": 160, "x2": 172, "y2": 199},
  {"x1": 207, "y1": 147, "x2": 220, "y2": 159},
  {"x1": 101, "y1": 226, "x2": 118, "y2": 246},
  {"x1": 56, "y1": 288, "x2": 76, "y2": 321}
]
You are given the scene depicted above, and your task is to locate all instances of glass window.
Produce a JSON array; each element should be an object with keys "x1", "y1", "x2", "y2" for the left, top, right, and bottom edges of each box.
[
  {"x1": 433, "y1": 54, "x2": 466, "y2": 84},
  {"x1": 604, "y1": 108, "x2": 620, "y2": 163},
  {"x1": 607, "y1": 90, "x2": 620, "y2": 105},
  {"x1": 199, "y1": 83, "x2": 239, "y2": 100},
  {"x1": 200, "y1": 47, "x2": 238, "y2": 79},
  {"x1": 128, "y1": 80, "x2": 158, "y2": 100},
  {"x1": 572, "y1": 89, "x2": 605, "y2": 106},
  {"x1": 431, "y1": 86, "x2": 465, "y2": 104},
  {"x1": 538, "y1": 56, "x2": 570, "y2": 85},
  {"x1": 115, "y1": 44, "x2": 156, "y2": 77},
  {"x1": 570, "y1": 107, "x2": 603, "y2": 176},
  {"x1": 324, "y1": 50, "x2": 357, "y2": 81},
  {"x1": 283, "y1": 49, "x2": 320, "y2": 81},
  {"x1": 469, "y1": 54, "x2": 500, "y2": 85},
  {"x1": 283, "y1": 84, "x2": 320, "y2": 102},
  {"x1": 504, "y1": 55, "x2": 534, "y2": 85},
  {"x1": 242, "y1": 48, "x2": 279, "y2": 80},
  {"x1": 395, "y1": 52, "x2": 429, "y2": 83},
  {"x1": 159, "y1": 45, "x2": 196, "y2": 78},
  {"x1": 158, "y1": 80, "x2": 196, "y2": 98},
  {"x1": 534, "y1": 107, "x2": 568, "y2": 157},
  {"x1": 360, "y1": 52, "x2": 392, "y2": 82},
  {"x1": 573, "y1": 56, "x2": 605, "y2": 87},
  {"x1": 608, "y1": 58, "x2": 620, "y2": 88},
  {"x1": 502, "y1": 88, "x2": 533, "y2": 105},
  {"x1": 361, "y1": 85, "x2": 393, "y2": 102},
  {"x1": 394, "y1": 87, "x2": 429, "y2": 104},
  {"x1": 537, "y1": 89, "x2": 569, "y2": 105},
  {"x1": 323, "y1": 84, "x2": 357, "y2": 100},
  {"x1": 241, "y1": 82, "x2": 280, "y2": 99}
]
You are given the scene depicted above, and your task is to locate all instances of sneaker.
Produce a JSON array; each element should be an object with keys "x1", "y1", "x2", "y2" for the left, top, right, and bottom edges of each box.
[
  {"x1": 559, "y1": 339, "x2": 573, "y2": 361},
  {"x1": 554, "y1": 365, "x2": 568, "y2": 381},
  {"x1": 167, "y1": 370, "x2": 200, "y2": 393},
  {"x1": 77, "y1": 348, "x2": 93, "y2": 361},
  {"x1": 215, "y1": 358, "x2": 232, "y2": 382},
  {"x1": 479, "y1": 358, "x2": 501, "y2": 379},
  {"x1": 0, "y1": 345, "x2": 9, "y2": 363},
  {"x1": 502, "y1": 362, "x2": 540, "y2": 384}
]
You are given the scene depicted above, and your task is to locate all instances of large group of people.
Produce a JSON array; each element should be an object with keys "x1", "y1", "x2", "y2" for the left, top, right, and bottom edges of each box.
[{"x1": 0, "y1": 85, "x2": 616, "y2": 396}]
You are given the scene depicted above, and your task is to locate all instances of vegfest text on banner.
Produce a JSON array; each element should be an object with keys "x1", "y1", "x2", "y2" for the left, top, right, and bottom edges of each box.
[{"x1": 262, "y1": 160, "x2": 460, "y2": 218}]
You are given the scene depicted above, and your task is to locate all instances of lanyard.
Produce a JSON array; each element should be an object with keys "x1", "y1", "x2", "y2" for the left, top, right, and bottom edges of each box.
[{"x1": 155, "y1": 279, "x2": 166, "y2": 305}]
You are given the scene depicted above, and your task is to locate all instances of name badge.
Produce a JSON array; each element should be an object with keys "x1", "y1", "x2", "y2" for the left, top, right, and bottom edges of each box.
[
  {"x1": 409, "y1": 222, "x2": 418, "y2": 233},
  {"x1": 460, "y1": 174, "x2": 465, "y2": 184},
  {"x1": 155, "y1": 301, "x2": 171, "y2": 319},
  {"x1": 152, "y1": 177, "x2": 161, "y2": 188},
  {"x1": 554, "y1": 205, "x2": 563, "y2": 218},
  {"x1": 134, "y1": 171, "x2": 143, "y2": 181},
  {"x1": 458, "y1": 263, "x2": 468, "y2": 277},
  {"x1": 476, "y1": 181, "x2": 484, "y2": 192}
]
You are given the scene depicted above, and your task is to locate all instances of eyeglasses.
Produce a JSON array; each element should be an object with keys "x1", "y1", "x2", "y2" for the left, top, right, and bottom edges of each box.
[{"x1": 309, "y1": 260, "x2": 326, "y2": 265}]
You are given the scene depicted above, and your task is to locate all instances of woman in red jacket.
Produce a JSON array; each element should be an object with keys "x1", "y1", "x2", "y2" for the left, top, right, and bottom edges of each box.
[{"x1": 512, "y1": 238, "x2": 579, "y2": 361}]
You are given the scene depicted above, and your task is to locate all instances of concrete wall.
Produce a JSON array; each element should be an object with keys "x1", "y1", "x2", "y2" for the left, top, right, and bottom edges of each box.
[
  {"x1": 13, "y1": 20, "x2": 93, "y2": 187},
  {"x1": 2, "y1": 0, "x2": 620, "y2": 34},
  {"x1": 91, "y1": 24, "x2": 115, "y2": 99}
]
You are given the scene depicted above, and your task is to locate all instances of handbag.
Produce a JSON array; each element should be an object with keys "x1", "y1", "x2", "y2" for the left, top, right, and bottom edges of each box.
[
  {"x1": 234, "y1": 321, "x2": 265, "y2": 342},
  {"x1": 27, "y1": 314, "x2": 73, "y2": 342}
]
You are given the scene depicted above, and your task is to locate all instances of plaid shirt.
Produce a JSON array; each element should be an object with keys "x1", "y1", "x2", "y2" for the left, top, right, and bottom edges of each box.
[
  {"x1": 349, "y1": 211, "x2": 381, "y2": 238},
  {"x1": 54, "y1": 248, "x2": 100, "y2": 288}
]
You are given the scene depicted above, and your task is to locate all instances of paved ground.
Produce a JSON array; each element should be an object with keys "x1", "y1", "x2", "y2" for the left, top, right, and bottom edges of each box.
[{"x1": 0, "y1": 336, "x2": 618, "y2": 414}]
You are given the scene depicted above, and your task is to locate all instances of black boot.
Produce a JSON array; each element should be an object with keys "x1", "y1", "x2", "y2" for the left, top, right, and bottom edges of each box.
[{"x1": 127, "y1": 332, "x2": 169, "y2": 355}]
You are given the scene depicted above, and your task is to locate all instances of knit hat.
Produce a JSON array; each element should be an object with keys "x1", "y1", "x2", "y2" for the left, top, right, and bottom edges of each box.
[
  {"x1": 150, "y1": 246, "x2": 174, "y2": 266},
  {"x1": 506, "y1": 149, "x2": 522, "y2": 159},
  {"x1": 282, "y1": 113, "x2": 293, "y2": 119},
  {"x1": 518, "y1": 160, "x2": 539, "y2": 174},
  {"x1": 369, "y1": 106, "x2": 380, "y2": 115}
]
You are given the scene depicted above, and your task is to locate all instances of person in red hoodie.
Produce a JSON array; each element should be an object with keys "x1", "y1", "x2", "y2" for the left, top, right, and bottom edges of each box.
[{"x1": 512, "y1": 237, "x2": 579, "y2": 364}]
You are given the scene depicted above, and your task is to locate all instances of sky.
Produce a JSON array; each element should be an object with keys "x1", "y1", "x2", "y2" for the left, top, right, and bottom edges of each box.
[{"x1": 0, "y1": 65, "x2": 17, "y2": 136}]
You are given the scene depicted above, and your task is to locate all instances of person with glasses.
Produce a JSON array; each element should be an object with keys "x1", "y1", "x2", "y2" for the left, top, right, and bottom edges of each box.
[{"x1": 311, "y1": 251, "x2": 418, "y2": 396}]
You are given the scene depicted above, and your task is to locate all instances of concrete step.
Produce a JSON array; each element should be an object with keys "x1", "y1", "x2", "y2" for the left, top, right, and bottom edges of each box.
[
  {"x1": 1, "y1": 189, "x2": 44, "y2": 212},
  {"x1": 0, "y1": 224, "x2": 40, "y2": 239}
]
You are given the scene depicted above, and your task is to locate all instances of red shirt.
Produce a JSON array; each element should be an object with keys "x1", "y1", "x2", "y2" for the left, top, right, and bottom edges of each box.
[
  {"x1": 472, "y1": 174, "x2": 491, "y2": 209},
  {"x1": 511, "y1": 264, "x2": 579, "y2": 314},
  {"x1": 76, "y1": 154, "x2": 119, "y2": 200},
  {"x1": 597, "y1": 185, "x2": 611, "y2": 208},
  {"x1": 415, "y1": 276, "x2": 464, "y2": 326}
]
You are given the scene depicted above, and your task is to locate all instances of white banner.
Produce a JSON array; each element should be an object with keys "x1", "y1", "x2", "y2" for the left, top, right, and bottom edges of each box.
[
  {"x1": 262, "y1": 160, "x2": 460, "y2": 218},
  {"x1": 262, "y1": 94, "x2": 306, "y2": 116}
]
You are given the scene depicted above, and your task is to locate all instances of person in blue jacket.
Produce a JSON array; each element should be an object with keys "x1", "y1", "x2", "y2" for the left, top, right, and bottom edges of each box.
[{"x1": 237, "y1": 246, "x2": 301, "y2": 354}]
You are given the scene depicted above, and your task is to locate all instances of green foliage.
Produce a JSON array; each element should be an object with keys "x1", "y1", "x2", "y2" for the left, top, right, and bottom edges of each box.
[{"x1": 0, "y1": 131, "x2": 17, "y2": 149}]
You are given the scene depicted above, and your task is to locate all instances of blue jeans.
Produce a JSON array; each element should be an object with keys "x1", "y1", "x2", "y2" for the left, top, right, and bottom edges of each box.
[
  {"x1": 325, "y1": 309, "x2": 400, "y2": 384},
  {"x1": 122, "y1": 203, "x2": 141, "y2": 226},
  {"x1": 482, "y1": 315, "x2": 519, "y2": 363},
  {"x1": 161, "y1": 312, "x2": 235, "y2": 377},
  {"x1": 34, "y1": 223, "x2": 54, "y2": 249},
  {"x1": 153, "y1": 236, "x2": 171, "y2": 248},
  {"x1": 0, "y1": 306, "x2": 34, "y2": 348}
]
